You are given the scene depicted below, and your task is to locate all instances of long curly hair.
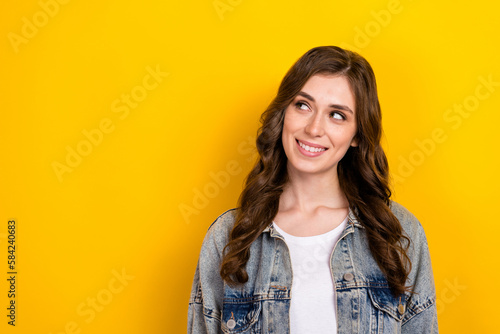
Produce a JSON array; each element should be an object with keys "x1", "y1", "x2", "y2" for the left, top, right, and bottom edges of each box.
[{"x1": 220, "y1": 46, "x2": 412, "y2": 297}]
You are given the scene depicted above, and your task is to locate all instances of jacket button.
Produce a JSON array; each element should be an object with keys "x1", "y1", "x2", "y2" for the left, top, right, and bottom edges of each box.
[
  {"x1": 227, "y1": 319, "x2": 236, "y2": 329},
  {"x1": 343, "y1": 272, "x2": 354, "y2": 281},
  {"x1": 398, "y1": 304, "x2": 405, "y2": 314}
]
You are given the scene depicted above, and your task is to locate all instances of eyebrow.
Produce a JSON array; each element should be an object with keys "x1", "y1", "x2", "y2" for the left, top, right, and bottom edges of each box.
[{"x1": 297, "y1": 91, "x2": 354, "y2": 114}]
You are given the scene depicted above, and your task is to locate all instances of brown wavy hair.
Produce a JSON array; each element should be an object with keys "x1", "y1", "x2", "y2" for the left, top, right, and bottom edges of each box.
[{"x1": 220, "y1": 46, "x2": 412, "y2": 297}]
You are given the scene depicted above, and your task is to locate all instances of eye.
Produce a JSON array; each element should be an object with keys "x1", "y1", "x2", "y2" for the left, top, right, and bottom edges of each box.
[
  {"x1": 329, "y1": 111, "x2": 345, "y2": 120},
  {"x1": 294, "y1": 101, "x2": 310, "y2": 111}
]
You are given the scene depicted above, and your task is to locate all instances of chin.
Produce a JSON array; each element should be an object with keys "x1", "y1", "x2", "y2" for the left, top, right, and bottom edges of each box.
[{"x1": 288, "y1": 161, "x2": 328, "y2": 175}]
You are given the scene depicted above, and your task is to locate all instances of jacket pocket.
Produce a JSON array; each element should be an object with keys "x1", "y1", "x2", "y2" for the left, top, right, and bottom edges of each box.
[
  {"x1": 368, "y1": 287, "x2": 406, "y2": 322},
  {"x1": 221, "y1": 299, "x2": 262, "y2": 334}
]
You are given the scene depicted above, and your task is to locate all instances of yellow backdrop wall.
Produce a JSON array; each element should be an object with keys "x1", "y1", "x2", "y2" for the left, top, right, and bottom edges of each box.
[{"x1": 1, "y1": 0, "x2": 499, "y2": 333}]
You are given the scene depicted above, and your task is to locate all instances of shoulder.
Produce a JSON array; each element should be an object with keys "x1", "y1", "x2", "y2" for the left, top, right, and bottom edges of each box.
[
  {"x1": 389, "y1": 200, "x2": 425, "y2": 240},
  {"x1": 206, "y1": 208, "x2": 238, "y2": 236},
  {"x1": 388, "y1": 200, "x2": 417, "y2": 224},
  {"x1": 200, "y1": 208, "x2": 238, "y2": 256},
  {"x1": 389, "y1": 200, "x2": 434, "y2": 282},
  {"x1": 388, "y1": 200, "x2": 432, "y2": 263}
]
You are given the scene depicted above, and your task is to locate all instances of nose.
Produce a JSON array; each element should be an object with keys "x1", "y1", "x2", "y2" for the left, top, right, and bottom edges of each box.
[{"x1": 304, "y1": 112, "x2": 325, "y2": 137}]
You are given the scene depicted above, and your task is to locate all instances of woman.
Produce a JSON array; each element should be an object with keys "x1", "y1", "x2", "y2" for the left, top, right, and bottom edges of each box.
[{"x1": 188, "y1": 46, "x2": 438, "y2": 333}]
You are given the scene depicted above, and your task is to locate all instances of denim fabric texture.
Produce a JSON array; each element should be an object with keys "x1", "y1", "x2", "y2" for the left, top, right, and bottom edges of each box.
[{"x1": 188, "y1": 201, "x2": 438, "y2": 333}]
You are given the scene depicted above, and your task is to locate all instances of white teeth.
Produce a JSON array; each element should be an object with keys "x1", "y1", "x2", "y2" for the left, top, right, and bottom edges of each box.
[{"x1": 298, "y1": 140, "x2": 326, "y2": 153}]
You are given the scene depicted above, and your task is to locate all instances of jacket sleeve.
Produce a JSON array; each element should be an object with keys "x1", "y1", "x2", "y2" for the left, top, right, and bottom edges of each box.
[
  {"x1": 394, "y1": 203, "x2": 438, "y2": 333},
  {"x1": 188, "y1": 211, "x2": 233, "y2": 333}
]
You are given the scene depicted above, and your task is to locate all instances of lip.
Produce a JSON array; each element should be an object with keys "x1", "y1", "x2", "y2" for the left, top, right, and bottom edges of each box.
[
  {"x1": 295, "y1": 139, "x2": 328, "y2": 157},
  {"x1": 296, "y1": 139, "x2": 328, "y2": 149}
]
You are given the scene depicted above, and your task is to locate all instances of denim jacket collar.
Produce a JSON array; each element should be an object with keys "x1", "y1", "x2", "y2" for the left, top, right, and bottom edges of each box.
[{"x1": 263, "y1": 205, "x2": 364, "y2": 238}]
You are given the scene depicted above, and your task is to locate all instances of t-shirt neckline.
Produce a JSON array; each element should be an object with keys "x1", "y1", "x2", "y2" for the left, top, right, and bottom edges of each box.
[{"x1": 272, "y1": 215, "x2": 348, "y2": 243}]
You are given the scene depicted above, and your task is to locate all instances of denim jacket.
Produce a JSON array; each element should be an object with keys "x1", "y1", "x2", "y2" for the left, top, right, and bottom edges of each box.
[{"x1": 188, "y1": 201, "x2": 438, "y2": 333}]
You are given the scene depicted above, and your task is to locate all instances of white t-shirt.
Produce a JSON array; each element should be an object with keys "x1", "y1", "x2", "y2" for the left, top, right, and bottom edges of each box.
[{"x1": 273, "y1": 216, "x2": 348, "y2": 334}]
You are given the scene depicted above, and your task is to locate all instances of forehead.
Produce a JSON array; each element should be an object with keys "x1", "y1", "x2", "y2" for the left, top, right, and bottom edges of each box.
[{"x1": 299, "y1": 74, "x2": 356, "y2": 112}]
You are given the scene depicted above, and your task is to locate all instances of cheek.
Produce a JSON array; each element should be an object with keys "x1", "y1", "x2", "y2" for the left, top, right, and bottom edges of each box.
[
  {"x1": 282, "y1": 117, "x2": 298, "y2": 154},
  {"x1": 283, "y1": 112, "x2": 303, "y2": 134},
  {"x1": 328, "y1": 127, "x2": 357, "y2": 146},
  {"x1": 282, "y1": 127, "x2": 295, "y2": 151},
  {"x1": 282, "y1": 114, "x2": 294, "y2": 139}
]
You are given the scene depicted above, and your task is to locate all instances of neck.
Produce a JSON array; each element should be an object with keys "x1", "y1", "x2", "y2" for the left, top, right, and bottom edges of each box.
[{"x1": 279, "y1": 164, "x2": 348, "y2": 213}]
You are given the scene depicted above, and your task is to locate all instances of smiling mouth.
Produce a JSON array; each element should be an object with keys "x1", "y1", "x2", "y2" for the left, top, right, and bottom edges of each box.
[{"x1": 296, "y1": 139, "x2": 328, "y2": 153}]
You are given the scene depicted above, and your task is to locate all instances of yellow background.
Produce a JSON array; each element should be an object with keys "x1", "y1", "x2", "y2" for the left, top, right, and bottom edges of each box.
[{"x1": 1, "y1": 0, "x2": 499, "y2": 333}]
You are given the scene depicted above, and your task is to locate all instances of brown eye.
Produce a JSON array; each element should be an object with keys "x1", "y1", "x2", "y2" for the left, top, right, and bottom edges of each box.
[
  {"x1": 295, "y1": 102, "x2": 309, "y2": 111},
  {"x1": 329, "y1": 111, "x2": 345, "y2": 120}
]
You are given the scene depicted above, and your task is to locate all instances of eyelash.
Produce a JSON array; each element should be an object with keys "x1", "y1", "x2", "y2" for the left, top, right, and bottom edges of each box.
[
  {"x1": 295, "y1": 102, "x2": 309, "y2": 111},
  {"x1": 294, "y1": 102, "x2": 346, "y2": 120},
  {"x1": 330, "y1": 111, "x2": 346, "y2": 120}
]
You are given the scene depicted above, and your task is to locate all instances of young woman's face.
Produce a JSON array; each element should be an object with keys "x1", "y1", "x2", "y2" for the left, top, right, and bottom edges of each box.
[{"x1": 281, "y1": 74, "x2": 358, "y2": 177}]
